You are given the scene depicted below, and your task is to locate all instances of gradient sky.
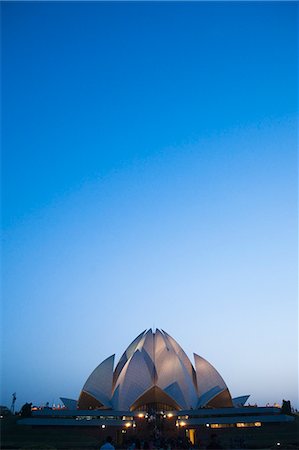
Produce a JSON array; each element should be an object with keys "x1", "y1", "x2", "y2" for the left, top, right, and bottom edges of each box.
[{"x1": 1, "y1": 1, "x2": 298, "y2": 410}]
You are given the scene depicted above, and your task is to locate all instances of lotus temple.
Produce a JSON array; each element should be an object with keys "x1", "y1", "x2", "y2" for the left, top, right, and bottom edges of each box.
[{"x1": 19, "y1": 329, "x2": 296, "y2": 447}]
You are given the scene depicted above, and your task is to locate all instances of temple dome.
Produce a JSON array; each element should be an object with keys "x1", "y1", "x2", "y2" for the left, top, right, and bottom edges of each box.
[{"x1": 78, "y1": 329, "x2": 233, "y2": 411}]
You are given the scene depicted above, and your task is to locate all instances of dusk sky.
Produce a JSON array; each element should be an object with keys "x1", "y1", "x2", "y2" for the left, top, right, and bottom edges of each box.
[{"x1": 1, "y1": 1, "x2": 298, "y2": 410}]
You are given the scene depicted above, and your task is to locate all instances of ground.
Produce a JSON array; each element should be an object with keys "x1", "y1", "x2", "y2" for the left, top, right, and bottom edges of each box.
[{"x1": 1, "y1": 416, "x2": 100, "y2": 449}]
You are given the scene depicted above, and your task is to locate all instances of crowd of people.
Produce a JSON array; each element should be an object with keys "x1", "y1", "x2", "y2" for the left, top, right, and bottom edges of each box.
[{"x1": 100, "y1": 434, "x2": 223, "y2": 450}]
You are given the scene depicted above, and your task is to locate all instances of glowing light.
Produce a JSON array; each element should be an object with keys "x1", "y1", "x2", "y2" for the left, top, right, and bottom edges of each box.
[
  {"x1": 236, "y1": 422, "x2": 262, "y2": 428},
  {"x1": 167, "y1": 413, "x2": 173, "y2": 418},
  {"x1": 138, "y1": 413, "x2": 144, "y2": 418},
  {"x1": 125, "y1": 422, "x2": 132, "y2": 428},
  {"x1": 180, "y1": 421, "x2": 186, "y2": 427},
  {"x1": 206, "y1": 424, "x2": 210, "y2": 427},
  {"x1": 133, "y1": 423, "x2": 136, "y2": 428},
  {"x1": 101, "y1": 425, "x2": 106, "y2": 429},
  {"x1": 188, "y1": 428, "x2": 195, "y2": 445}
]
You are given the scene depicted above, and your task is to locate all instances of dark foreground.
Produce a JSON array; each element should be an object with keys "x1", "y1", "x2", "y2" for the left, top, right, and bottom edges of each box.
[
  {"x1": 1, "y1": 416, "x2": 298, "y2": 450},
  {"x1": 1, "y1": 416, "x2": 96, "y2": 449}
]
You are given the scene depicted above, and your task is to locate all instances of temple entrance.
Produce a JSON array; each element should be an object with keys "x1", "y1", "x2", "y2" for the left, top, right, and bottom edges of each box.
[{"x1": 130, "y1": 386, "x2": 181, "y2": 412}]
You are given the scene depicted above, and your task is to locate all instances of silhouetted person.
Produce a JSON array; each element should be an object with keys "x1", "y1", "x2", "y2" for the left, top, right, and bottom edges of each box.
[
  {"x1": 20, "y1": 402, "x2": 32, "y2": 418},
  {"x1": 100, "y1": 436, "x2": 115, "y2": 450},
  {"x1": 281, "y1": 399, "x2": 292, "y2": 415}
]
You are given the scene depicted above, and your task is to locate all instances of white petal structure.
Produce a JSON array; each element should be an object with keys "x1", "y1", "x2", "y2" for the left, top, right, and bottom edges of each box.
[
  {"x1": 60, "y1": 397, "x2": 78, "y2": 409},
  {"x1": 77, "y1": 329, "x2": 235, "y2": 410},
  {"x1": 194, "y1": 353, "x2": 233, "y2": 408},
  {"x1": 232, "y1": 395, "x2": 250, "y2": 407},
  {"x1": 113, "y1": 350, "x2": 153, "y2": 410},
  {"x1": 78, "y1": 354, "x2": 115, "y2": 409}
]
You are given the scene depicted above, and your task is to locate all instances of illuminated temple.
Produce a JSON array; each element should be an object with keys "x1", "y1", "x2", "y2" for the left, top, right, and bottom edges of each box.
[
  {"x1": 18, "y1": 329, "x2": 296, "y2": 447},
  {"x1": 77, "y1": 328, "x2": 237, "y2": 411}
]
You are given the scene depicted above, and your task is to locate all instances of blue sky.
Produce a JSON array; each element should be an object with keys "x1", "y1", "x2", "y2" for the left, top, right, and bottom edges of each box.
[{"x1": 1, "y1": 1, "x2": 298, "y2": 409}]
